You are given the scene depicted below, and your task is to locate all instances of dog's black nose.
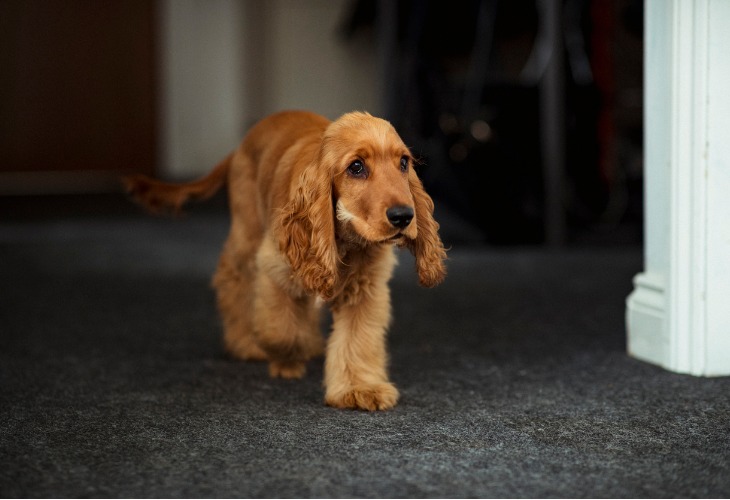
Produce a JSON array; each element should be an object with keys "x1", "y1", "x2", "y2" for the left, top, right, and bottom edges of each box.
[{"x1": 386, "y1": 205, "x2": 414, "y2": 229}]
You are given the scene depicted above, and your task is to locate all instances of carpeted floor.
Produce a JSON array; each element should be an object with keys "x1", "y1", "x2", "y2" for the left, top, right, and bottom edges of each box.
[{"x1": 1, "y1": 195, "x2": 728, "y2": 498}]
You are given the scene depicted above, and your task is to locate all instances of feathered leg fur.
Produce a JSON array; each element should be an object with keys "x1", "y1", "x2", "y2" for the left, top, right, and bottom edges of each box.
[{"x1": 324, "y1": 246, "x2": 399, "y2": 410}]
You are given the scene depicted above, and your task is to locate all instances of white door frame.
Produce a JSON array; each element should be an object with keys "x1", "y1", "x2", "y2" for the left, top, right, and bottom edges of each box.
[{"x1": 626, "y1": 0, "x2": 730, "y2": 376}]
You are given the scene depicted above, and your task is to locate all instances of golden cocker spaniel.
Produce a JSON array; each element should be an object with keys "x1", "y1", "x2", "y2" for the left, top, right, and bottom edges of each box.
[{"x1": 124, "y1": 110, "x2": 447, "y2": 410}]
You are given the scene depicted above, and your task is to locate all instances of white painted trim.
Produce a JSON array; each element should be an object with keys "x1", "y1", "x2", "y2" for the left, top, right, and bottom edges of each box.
[
  {"x1": 667, "y1": 0, "x2": 709, "y2": 375},
  {"x1": 627, "y1": 0, "x2": 730, "y2": 376},
  {"x1": 704, "y1": 0, "x2": 730, "y2": 375},
  {"x1": 626, "y1": 272, "x2": 666, "y2": 367}
]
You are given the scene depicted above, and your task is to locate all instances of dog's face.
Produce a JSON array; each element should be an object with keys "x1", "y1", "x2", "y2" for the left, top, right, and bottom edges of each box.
[
  {"x1": 278, "y1": 111, "x2": 447, "y2": 299},
  {"x1": 322, "y1": 113, "x2": 418, "y2": 245}
]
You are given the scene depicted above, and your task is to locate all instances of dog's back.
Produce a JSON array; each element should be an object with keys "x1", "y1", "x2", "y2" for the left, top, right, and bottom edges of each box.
[
  {"x1": 234, "y1": 111, "x2": 331, "y2": 223},
  {"x1": 123, "y1": 110, "x2": 331, "y2": 217}
]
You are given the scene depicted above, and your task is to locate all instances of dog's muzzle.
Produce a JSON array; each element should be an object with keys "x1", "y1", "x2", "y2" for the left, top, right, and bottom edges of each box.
[{"x1": 386, "y1": 205, "x2": 414, "y2": 229}]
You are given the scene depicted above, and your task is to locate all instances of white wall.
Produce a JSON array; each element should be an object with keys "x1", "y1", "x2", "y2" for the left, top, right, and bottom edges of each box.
[{"x1": 158, "y1": 0, "x2": 378, "y2": 179}]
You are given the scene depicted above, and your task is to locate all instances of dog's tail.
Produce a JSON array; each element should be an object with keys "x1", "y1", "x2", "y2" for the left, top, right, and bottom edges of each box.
[{"x1": 122, "y1": 153, "x2": 232, "y2": 214}]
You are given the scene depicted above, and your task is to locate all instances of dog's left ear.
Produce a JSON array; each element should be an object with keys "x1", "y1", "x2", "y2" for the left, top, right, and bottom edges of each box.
[
  {"x1": 276, "y1": 162, "x2": 338, "y2": 299},
  {"x1": 406, "y1": 170, "x2": 447, "y2": 287}
]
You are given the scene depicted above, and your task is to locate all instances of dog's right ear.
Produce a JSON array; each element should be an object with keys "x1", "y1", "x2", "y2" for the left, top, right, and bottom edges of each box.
[{"x1": 275, "y1": 162, "x2": 338, "y2": 299}]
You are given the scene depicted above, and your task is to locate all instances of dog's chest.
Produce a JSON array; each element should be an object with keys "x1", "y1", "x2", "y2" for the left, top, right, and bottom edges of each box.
[{"x1": 330, "y1": 244, "x2": 392, "y2": 308}]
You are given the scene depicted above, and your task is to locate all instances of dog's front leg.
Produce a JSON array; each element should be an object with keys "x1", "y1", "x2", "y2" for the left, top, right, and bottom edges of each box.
[
  {"x1": 324, "y1": 254, "x2": 399, "y2": 411},
  {"x1": 253, "y1": 237, "x2": 324, "y2": 379}
]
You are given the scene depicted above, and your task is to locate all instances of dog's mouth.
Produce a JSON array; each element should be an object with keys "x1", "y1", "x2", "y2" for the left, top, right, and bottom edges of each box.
[{"x1": 382, "y1": 232, "x2": 407, "y2": 245}]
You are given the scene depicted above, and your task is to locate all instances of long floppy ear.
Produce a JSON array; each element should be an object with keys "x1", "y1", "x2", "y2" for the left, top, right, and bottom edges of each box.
[
  {"x1": 275, "y1": 162, "x2": 338, "y2": 299},
  {"x1": 406, "y1": 170, "x2": 447, "y2": 287}
]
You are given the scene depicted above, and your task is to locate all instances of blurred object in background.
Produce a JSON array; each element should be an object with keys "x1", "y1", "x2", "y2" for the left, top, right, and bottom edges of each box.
[
  {"x1": 343, "y1": 0, "x2": 643, "y2": 245},
  {"x1": 0, "y1": 0, "x2": 157, "y2": 193}
]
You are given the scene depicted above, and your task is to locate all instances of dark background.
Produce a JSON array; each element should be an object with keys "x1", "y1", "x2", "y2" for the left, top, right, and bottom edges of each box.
[
  {"x1": 0, "y1": 0, "x2": 643, "y2": 248},
  {"x1": 347, "y1": 0, "x2": 643, "y2": 246}
]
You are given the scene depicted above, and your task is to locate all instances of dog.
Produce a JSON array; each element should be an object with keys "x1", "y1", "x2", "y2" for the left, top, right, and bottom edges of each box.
[{"x1": 124, "y1": 110, "x2": 447, "y2": 410}]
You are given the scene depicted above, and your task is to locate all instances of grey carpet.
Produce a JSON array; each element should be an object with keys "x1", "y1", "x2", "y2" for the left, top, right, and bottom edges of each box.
[{"x1": 1, "y1": 197, "x2": 728, "y2": 498}]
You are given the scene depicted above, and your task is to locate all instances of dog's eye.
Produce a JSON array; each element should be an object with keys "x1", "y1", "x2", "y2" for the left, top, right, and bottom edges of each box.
[
  {"x1": 400, "y1": 156, "x2": 409, "y2": 173},
  {"x1": 347, "y1": 160, "x2": 368, "y2": 178}
]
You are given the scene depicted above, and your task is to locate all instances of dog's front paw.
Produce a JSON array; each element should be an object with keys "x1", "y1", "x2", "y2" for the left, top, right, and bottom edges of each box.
[
  {"x1": 325, "y1": 382, "x2": 399, "y2": 411},
  {"x1": 268, "y1": 360, "x2": 306, "y2": 379}
]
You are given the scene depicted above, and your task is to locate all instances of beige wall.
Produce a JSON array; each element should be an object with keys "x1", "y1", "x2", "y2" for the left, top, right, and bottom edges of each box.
[
  {"x1": 263, "y1": 0, "x2": 378, "y2": 121},
  {"x1": 158, "y1": 0, "x2": 247, "y2": 179},
  {"x1": 159, "y1": 0, "x2": 378, "y2": 179}
]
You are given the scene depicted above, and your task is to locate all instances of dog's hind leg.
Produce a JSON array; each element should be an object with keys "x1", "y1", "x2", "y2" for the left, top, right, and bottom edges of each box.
[
  {"x1": 213, "y1": 241, "x2": 268, "y2": 361},
  {"x1": 212, "y1": 151, "x2": 268, "y2": 361}
]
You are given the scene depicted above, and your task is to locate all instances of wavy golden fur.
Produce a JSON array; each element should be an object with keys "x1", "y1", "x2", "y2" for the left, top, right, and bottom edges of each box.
[{"x1": 124, "y1": 110, "x2": 447, "y2": 410}]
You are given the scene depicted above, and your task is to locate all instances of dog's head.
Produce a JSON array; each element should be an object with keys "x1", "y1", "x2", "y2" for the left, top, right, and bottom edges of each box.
[{"x1": 278, "y1": 112, "x2": 447, "y2": 299}]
